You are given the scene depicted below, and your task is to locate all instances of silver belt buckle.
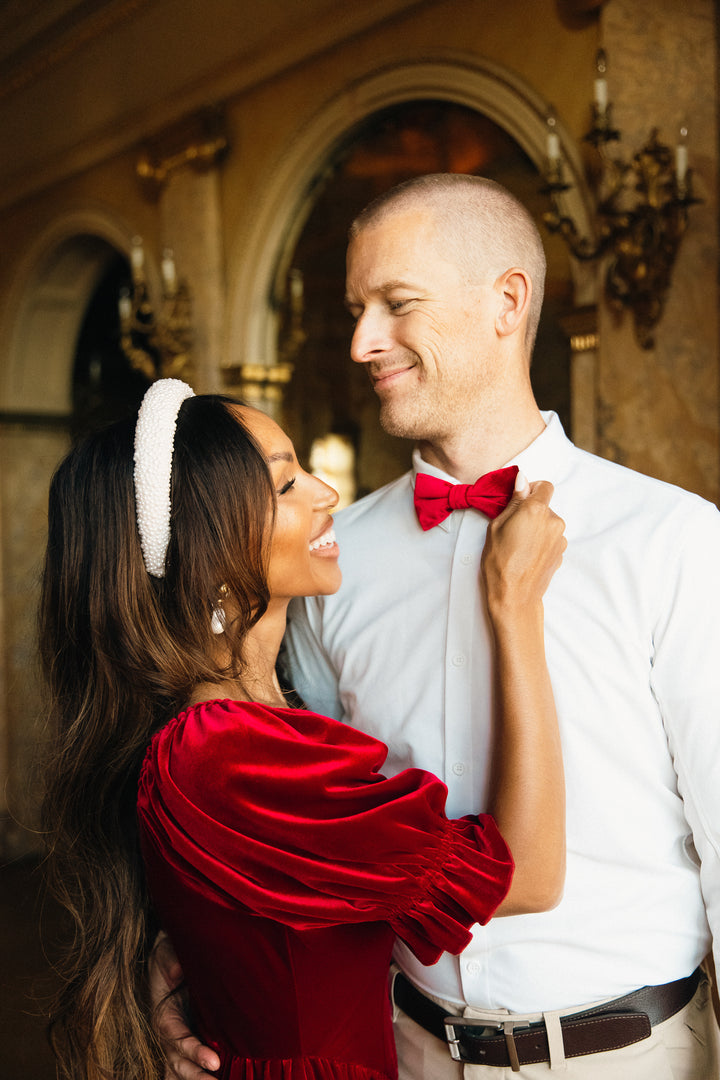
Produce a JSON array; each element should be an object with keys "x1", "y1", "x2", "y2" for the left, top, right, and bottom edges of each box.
[{"x1": 444, "y1": 1015, "x2": 530, "y2": 1071}]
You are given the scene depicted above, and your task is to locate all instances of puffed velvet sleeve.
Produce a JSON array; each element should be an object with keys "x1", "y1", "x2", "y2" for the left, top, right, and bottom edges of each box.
[{"x1": 137, "y1": 700, "x2": 513, "y2": 965}]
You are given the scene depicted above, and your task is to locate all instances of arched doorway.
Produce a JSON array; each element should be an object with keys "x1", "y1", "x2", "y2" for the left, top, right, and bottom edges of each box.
[{"x1": 278, "y1": 99, "x2": 574, "y2": 497}]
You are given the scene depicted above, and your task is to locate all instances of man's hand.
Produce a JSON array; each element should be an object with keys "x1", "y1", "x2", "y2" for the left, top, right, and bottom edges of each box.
[{"x1": 150, "y1": 932, "x2": 221, "y2": 1079}]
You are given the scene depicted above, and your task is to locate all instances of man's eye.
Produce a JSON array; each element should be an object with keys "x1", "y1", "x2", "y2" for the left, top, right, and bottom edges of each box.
[
  {"x1": 388, "y1": 299, "x2": 409, "y2": 312},
  {"x1": 277, "y1": 478, "x2": 296, "y2": 495}
]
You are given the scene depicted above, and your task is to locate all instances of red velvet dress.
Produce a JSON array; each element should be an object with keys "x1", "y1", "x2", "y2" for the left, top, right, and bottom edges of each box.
[{"x1": 137, "y1": 700, "x2": 513, "y2": 1080}]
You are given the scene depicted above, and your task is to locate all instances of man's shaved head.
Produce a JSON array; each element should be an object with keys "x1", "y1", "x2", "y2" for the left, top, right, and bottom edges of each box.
[{"x1": 350, "y1": 173, "x2": 547, "y2": 351}]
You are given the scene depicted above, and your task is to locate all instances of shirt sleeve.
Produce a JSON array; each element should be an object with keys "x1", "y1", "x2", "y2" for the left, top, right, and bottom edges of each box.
[
  {"x1": 650, "y1": 499, "x2": 720, "y2": 977},
  {"x1": 137, "y1": 700, "x2": 514, "y2": 965}
]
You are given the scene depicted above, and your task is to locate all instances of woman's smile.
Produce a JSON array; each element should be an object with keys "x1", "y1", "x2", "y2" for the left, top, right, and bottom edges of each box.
[{"x1": 309, "y1": 524, "x2": 338, "y2": 556}]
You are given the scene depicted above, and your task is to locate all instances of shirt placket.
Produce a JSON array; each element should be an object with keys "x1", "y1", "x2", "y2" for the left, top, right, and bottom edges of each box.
[
  {"x1": 444, "y1": 507, "x2": 495, "y2": 1003},
  {"x1": 442, "y1": 509, "x2": 483, "y2": 813}
]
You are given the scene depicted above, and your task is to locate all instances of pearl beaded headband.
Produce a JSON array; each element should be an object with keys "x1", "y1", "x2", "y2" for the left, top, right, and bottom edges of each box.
[{"x1": 133, "y1": 378, "x2": 195, "y2": 577}]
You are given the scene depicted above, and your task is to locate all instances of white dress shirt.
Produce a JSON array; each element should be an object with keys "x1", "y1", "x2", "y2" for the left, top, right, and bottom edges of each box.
[{"x1": 284, "y1": 413, "x2": 720, "y2": 1013}]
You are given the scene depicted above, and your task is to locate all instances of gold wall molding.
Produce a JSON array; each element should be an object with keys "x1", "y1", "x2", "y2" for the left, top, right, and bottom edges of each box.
[
  {"x1": 0, "y1": 0, "x2": 150, "y2": 104},
  {"x1": 569, "y1": 332, "x2": 600, "y2": 353},
  {"x1": 0, "y1": 0, "x2": 430, "y2": 212}
]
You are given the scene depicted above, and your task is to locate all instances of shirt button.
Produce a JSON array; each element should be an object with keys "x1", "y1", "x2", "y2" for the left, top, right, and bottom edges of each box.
[
  {"x1": 451, "y1": 654, "x2": 466, "y2": 667},
  {"x1": 452, "y1": 762, "x2": 465, "y2": 776},
  {"x1": 466, "y1": 961, "x2": 481, "y2": 975},
  {"x1": 460, "y1": 553, "x2": 472, "y2": 565}
]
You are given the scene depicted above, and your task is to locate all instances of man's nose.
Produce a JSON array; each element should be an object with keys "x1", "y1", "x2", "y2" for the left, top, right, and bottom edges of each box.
[{"x1": 350, "y1": 310, "x2": 392, "y2": 364}]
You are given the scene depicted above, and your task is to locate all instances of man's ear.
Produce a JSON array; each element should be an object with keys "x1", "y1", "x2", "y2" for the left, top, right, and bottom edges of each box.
[{"x1": 494, "y1": 268, "x2": 532, "y2": 339}]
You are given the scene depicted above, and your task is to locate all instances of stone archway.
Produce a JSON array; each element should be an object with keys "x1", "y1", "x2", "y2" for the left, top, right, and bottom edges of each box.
[{"x1": 1, "y1": 210, "x2": 142, "y2": 415}]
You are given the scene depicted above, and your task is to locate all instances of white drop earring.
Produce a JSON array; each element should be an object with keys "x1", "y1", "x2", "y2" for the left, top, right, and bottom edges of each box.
[{"x1": 211, "y1": 584, "x2": 228, "y2": 635}]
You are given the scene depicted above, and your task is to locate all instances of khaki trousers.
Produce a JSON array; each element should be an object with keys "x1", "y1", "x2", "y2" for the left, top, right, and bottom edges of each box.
[{"x1": 393, "y1": 972, "x2": 720, "y2": 1079}]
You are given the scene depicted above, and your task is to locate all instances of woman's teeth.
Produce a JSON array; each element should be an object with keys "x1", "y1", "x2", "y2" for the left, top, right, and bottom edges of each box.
[{"x1": 309, "y1": 527, "x2": 336, "y2": 552}]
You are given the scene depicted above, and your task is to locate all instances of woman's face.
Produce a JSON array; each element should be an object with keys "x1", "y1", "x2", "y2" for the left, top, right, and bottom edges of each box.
[{"x1": 235, "y1": 406, "x2": 342, "y2": 601}]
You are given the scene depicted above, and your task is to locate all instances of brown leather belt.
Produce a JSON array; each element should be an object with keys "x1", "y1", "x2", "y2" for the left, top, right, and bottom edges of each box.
[{"x1": 392, "y1": 968, "x2": 702, "y2": 1070}]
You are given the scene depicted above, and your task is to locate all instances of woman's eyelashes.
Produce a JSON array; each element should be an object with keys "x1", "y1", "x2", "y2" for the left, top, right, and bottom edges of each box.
[{"x1": 277, "y1": 477, "x2": 296, "y2": 496}]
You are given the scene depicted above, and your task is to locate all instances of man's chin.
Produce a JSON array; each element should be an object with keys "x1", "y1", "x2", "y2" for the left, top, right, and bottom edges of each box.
[{"x1": 378, "y1": 403, "x2": 425, "y2": 441}]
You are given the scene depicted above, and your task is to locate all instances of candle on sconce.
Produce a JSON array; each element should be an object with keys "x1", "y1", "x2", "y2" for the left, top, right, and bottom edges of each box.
[
  {"x1": 161, "y1": 248, "x2": 178, "y2": 295},
  {"x1": 130, "y1": 236, "x2": 145, "y2": 281},
  {"x1": 289, "y1": 268, "x2": 304, "y2": 315},
  {"x1": 675, "y1": 125, "x2": 688, "y2": 185},
  {"x1": 118, "y1": 287, "x2": 132, "y2": 325},
  {"x1": 593, "y1": 49, "x2": 608, "y2": 113},
  {"x1": 546, "y1": 111, "x2": 561, "y2": 164},
  {"x1": 289, "y1": 268, "x2": 303, "y2": 300}
]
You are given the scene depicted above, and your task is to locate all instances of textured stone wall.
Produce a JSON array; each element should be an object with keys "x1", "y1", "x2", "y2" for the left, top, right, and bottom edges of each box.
[
  {"x1": 598, "y1": 0, "x2": 719, "y2": 503},
  {"x1": 0, "y1": 425, "x2": 69, "y2": 856}
]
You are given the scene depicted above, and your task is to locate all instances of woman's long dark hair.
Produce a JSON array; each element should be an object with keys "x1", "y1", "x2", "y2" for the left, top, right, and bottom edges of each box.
[{"x1": 40, "y1": 395, "x2": 274, "y2": 1079}]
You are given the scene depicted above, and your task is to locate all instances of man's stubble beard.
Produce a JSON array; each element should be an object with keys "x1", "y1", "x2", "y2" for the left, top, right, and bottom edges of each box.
[
  {"x1": 377, "y1": 393, "x2": 446, "y2": 443},
  {"x1": 376, "y1": 377, "x2": 480, "y2": 445}
]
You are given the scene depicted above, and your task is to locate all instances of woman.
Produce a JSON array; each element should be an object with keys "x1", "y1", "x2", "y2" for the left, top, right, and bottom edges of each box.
[{"x1": 41, "y1": 379, "x2": 566, "y2": 1080}]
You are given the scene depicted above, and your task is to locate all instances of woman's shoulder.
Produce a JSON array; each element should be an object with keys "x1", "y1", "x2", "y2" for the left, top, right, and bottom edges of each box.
[
  {"x1": 145, "y1": 698, "x2": 390, "y2": 794},
  {"x1": 169, "y1": 697, "x2": 386, "y2": 747}
]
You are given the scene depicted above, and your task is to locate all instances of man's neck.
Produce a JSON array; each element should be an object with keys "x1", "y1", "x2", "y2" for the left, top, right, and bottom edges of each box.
[{"x1": 417, "y1": 404, "x2": 546, "y2": 484}]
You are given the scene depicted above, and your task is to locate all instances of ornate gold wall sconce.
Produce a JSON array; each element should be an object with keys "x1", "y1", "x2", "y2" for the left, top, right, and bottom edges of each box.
[
  {"x1": 118, "y1": 237, "x2": 194, "y2": 381},
  {"x1": 541, "y1": 50, "x2": 700, "y2": 349},
  {"x1": 135, "y1": 105, "x2": 228, "y2": 198}
]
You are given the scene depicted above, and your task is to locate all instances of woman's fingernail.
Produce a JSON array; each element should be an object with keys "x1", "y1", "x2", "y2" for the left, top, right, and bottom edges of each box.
[{"x1": 515, "y1": 469, "x2": 529, "y2": 493}]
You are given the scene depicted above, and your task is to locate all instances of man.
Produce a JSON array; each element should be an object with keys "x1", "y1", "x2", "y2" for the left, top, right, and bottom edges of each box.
[{"x1": 164, "y1": 174, "x2": 720, "y2": 1077}]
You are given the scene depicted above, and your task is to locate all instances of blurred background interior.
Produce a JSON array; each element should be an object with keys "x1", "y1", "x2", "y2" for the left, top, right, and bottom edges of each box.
[{"x1": 0, "y1": 0, "x2": 717, "y2": 1075}]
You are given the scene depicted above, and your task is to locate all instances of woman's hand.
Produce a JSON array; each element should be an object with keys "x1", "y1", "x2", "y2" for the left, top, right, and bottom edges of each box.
[
  {"x1": 481, "y1": 475, "x2": 566, "y2": 620},
  {"x1": 480, "y1": 474, "x2": 567, "y2": 915},
  {"x1": 150, "y1": 932, "x2": 220, "y2": 1079}
]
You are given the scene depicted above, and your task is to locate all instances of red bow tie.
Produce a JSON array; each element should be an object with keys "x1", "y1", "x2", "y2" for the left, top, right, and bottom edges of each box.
[{"x1": 413, "y1": 466, "x2": 519, "y2": 531}]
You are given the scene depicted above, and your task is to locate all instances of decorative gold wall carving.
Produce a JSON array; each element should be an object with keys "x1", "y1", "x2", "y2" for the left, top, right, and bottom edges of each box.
[{"x1": 135, "y1": 106, "x2": 229, "y2": 198}]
